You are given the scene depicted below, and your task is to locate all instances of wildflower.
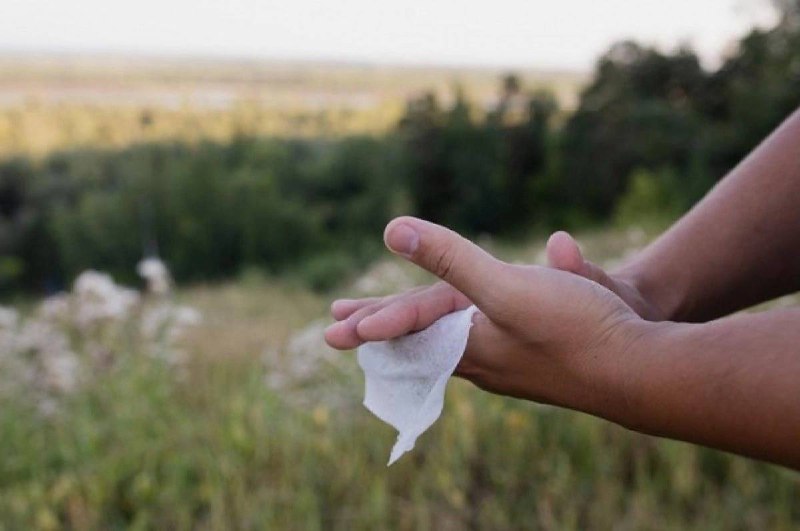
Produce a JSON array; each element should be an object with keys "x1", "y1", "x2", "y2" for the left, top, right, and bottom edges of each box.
[
  {"x1": 286, "y1": 320, "x2": 338, "y2": 373},
  {"x1": 16, "y1": 320, "x2": 79, "y2": 391},
  {"x1": 137, "y1": 257, "x2": 172, "y2": 294},
  {"x1": 351, "y1": 260, "x2": 415, "y2": 296},
  {"x1": 37, "y1": 294, "x2": 70, "y2": 322},
  {"x1": 141, "y1": 303, "x2": 201, "y2": 343},
  {"x1": 264, "y1": 319, "x2": 359, "y2": 410},
  {"x1": 73, "y1": 270, "x2": 139, "y2": 327},
  {"x1": 0, "y1": 306, "x2": 19, "y2": 329},
  {"x1": 0, "y1": 268, "x2": 202, "y2": 412}
]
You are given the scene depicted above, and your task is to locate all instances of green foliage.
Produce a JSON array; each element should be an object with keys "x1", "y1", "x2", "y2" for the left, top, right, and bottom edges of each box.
[
  {"x1": 0, "y1": 276, "x2": 797, "y2": 529},
  {"x1": 561, "y1": 11, "x2": 800, "y2": 221},
  {"x1": 560, "y1": 43, "x2": 707, "y2": 218},
  {"x1": 398, "y1": 85, "x2": 557, "y2": 234},
  {"x1": 397, "y1": 7, "x2": 799, "y2": 235},
  {"x1": 293, "y1": 251, "x2": 366, "y2": 292},
  {"x1": 1, "y1": 7, "x2": 799, "y2": 295},
  {"x1": 0, "y1": 136, "x2": 399, "y2": 293},
  {"x1": 613, "y1": 167, "x2": 685, "y2": 227}
]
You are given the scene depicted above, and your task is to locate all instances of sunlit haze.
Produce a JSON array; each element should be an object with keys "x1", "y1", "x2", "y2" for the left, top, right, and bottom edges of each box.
[{"x1": 1, "y1": 0, "x2": 778, "y2": 70}]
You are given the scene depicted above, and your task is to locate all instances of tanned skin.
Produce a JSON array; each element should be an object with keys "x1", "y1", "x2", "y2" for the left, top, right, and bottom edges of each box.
[{"x1": 325, "y1": 108, "x2": 800, "y2": 470}]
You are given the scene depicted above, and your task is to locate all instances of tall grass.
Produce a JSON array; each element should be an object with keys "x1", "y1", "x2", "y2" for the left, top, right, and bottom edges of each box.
[{"x1": 0, "y1": 228, "x2": 798, "y2": 529}]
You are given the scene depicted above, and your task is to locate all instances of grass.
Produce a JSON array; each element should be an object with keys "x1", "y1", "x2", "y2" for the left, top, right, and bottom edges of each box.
[{"x1": 0, "y1": 225, "x2": 798, "y2": 530}]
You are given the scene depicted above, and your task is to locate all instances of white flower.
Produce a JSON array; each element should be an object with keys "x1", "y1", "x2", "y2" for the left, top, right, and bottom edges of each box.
[
  {"x1": 141, "y1": 303, "x2": 201, "y2": 342},
  {"x1": 0, "y1": 267, "x2": 202, "y2": 412},
  {"x1": 0, "y1": 306, "x2": 19, "y2": 329},
  {"x1": 141, "y1": 303, "x2": 173, "y2": 340},
  {"x1": 37, "y1": 294, "x2": 70, "y2": 322},
  {"x1": 73, "y1": 270, "x2": 139, "y2": 327},
  {"x1": 351, "y1": 260, "x2": 415, "y2": 296},
  {"x1": 265, "y1": 319, "x2": 361, "y2": 410},
  {"x1": 41, "y1": 350, "x2": 80, "y2": 394},
  {"x1": 6, "y1": 319, "x2": 80, "y2": 396},
  {"x1": 173, "y1": 306, "x2": 202, "y2": 327},
  {"x1": 266, "y1": 319, "x2": 339, "y2": 387},
  {"x1": 137, "y1": 257, "x2": 172, "y2": 294}
]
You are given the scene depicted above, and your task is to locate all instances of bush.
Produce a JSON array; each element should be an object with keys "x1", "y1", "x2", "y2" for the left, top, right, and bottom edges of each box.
[
  {"x1": 613, "y1": 167, "x2": 683, "y2": 226},
  {"x1": 0, "y1": 136, "x2": 400, "y2": 293}
]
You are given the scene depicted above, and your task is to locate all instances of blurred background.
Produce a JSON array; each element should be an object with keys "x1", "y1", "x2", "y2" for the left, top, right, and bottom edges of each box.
[{"x1": 0, "y1": 0, "x2": 798, "y2": 528}]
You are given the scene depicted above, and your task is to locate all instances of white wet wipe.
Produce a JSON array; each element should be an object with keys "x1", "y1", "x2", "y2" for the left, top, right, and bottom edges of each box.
[{"x1": 357, "y1": 305, "x2": 478, "y2": 465}]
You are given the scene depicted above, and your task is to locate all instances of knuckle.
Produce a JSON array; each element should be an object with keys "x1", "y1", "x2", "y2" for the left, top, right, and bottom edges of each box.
[
  {"x1": 431, "y1": 280, "x2": 455, "y2": 296},
  {"x1": 432, "y1": 242, "x2": 459, "y2": 281}
]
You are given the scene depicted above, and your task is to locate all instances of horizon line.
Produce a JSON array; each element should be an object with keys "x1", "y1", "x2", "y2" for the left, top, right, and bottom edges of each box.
[{"x1": 0, "y1": 46, "x2": 590, "y2": 76}]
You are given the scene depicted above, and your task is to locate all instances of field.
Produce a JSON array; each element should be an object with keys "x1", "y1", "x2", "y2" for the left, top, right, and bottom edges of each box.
[
  {"x1": 1, "y1": 225, "x2": 798, "y2": 530},
  {"x1": 1, "y1": 43, "x2": 799, "y2": 529},
  {"x1": 0, "y1": 52, "x2": 584, "y2": 157}
]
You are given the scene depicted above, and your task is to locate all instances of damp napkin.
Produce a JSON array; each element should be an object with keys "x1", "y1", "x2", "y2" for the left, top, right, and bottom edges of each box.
[{"x1": 357, "y1": 305, "x2": 478, "y2": 465}]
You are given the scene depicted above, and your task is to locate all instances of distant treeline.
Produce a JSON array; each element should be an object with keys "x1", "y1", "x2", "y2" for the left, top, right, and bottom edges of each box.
[{"x1": 1, "y1": 5, "x2": 799, "y2": 293}]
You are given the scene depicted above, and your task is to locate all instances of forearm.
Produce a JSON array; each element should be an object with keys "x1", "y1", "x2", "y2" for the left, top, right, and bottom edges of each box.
[
  {"x1": 612, "y1": 310, "x2": 800, "y2": 469},
  {"x1": 616, "y1": 108, "x2": 800, "y2": 322}
]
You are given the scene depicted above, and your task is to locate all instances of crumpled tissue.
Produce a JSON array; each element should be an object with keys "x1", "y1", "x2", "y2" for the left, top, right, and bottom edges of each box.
[{"x1": 357, "y1": 305, "x2": 478, "y2": 465}]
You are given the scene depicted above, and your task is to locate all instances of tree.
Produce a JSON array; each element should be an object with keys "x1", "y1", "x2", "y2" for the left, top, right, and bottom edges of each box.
[{"x1": 560, "y1": 43, "x2": 706, "y2": 218}]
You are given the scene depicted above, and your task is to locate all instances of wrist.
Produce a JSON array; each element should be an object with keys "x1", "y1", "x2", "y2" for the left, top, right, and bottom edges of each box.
[
  {"x1": 593, "y1": 317, "x2": 676, "y2": 431},
  {"x1": 612, "y1": 261, "x2": 684, "y2": 322}
]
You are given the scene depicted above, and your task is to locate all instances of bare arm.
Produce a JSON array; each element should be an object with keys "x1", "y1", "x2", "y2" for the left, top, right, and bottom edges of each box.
[
  {"x1": 334, "y1": 109, "x2": 800, "y2": 325},
  {"x1": 327, "y1": 110, "x2": 800, "y2": 468},
  {"x1": 327, "y1": 217, "x2": 800, "y2": 469},
  {"x1": 616, "y1": 108, "x2": 800, "y2": 321},
  {"x1": 622, "y1": 309, "x2": 800, "y2": 468}
]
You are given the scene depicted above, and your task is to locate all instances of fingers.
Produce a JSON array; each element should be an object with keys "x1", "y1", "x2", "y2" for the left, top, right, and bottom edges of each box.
[
  {"x1": 330, "y1": 286, "x2": 428, "y2": 321},
  {"x1": 356, "y1": 283, "x2": 471, "y2": 341},
  {"x1": 546, "y1": 231, "x2": 584, "y2": 273},
  {"x1": 546, "y1": 230, "x2": 616, "y2": 293},
  {"x1": 330, "y1": 298, "x2": 380, "y2": 321},
  {"x1": 326, "y1": 283, "x2": 469, "y2": 349},
  {"x1": 579, "y1": 260, "x2": 617, "y2": 293},
  {"x1": 324, "y1": 299, "x2": 393, "y2": 350},
  {"x1": 383, "y1": 217, "x2": 507, "y2": 312}
]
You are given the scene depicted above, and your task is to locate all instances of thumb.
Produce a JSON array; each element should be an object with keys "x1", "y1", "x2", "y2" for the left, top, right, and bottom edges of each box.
[{"x1": 383, "y1": 217, "x2": 507, "y2": 311}]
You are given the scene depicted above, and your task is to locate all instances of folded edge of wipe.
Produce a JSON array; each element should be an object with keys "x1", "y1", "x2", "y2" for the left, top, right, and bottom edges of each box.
[{"x1": 357, "y1": 305, "x2": 478, "y2": 465}]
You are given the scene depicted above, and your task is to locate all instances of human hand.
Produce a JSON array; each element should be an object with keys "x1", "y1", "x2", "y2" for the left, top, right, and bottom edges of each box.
[
  {"x1": 545, "y1": 231, "x2": 666, "y2": 321},
  {"x1": 328, "y1": 230, "x2": 664, "y2": 349},
  {"x1": 325, "y1": 217, "x2": 647, "y2": 417}
]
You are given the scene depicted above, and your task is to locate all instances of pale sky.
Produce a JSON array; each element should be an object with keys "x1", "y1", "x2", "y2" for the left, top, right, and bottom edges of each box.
[{"x1": 1, "y1": 0, "x2": 778, "y2": 70}]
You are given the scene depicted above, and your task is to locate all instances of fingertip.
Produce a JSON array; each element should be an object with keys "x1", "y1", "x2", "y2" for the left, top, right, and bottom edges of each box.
[
  {"x1": 330, "y1": 299, "x2": 353, "y2": 320},
  {"x1": 323, "y1": 325, "x2": 340, "y2": 349},
  {"x1": 331, "y1": 297, "x2": 382, "y2": 321},
  {"x1": 545, "y1": 231, "x2": 575, "y2": 254},
  {"x1": 384, "y1": 217, "x2": 420, "y2": 257},
  {"x1": 384, "y1": 216, "x2": 420, "y2": 237},
  {"x1": 323, "y1": 323, "x2": 344, "y2": 349},
  {"x1": 546, "y1": 230, "x2": 583, "y2": 272},
  {"x1": 546, "y1": 230, "x2": 572, "y2": 245},
  {"x1": 324, "y1": 322, "x2": 362, "y2": 350}
]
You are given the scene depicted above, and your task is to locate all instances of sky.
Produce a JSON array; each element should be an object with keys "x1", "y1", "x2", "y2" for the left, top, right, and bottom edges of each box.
[{"x1": 1, "y1": 0, "x2": 778, "y2": 71}]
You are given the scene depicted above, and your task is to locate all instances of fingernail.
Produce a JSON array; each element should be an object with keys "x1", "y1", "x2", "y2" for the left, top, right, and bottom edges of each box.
[{"x1": 386, "y1": 223, "x2": 419, "y2": 256}]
